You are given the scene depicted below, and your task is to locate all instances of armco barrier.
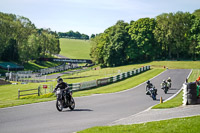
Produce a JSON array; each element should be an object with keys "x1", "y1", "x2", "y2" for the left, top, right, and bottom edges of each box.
[
  {"x1": 97, "y1": 78, "x2": 111, "y2": 86},
  {"x1": 68, "y1": 66, "x2": 150, "y2": 92},
  {"x1": 80, "y1": 80, "x2": 97, "y2": 90}
]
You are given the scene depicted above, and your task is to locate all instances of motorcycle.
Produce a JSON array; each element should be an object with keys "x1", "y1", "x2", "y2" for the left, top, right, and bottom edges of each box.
[
  {"x1": 146, "y1": 86, "x2": 157, "y2": 100},
  {"x1": 55, "y1": 88, "x2": 75, "y2": 112},
  {"x1": 161, "y1": 81, "x2": 169, "y2": 94}
]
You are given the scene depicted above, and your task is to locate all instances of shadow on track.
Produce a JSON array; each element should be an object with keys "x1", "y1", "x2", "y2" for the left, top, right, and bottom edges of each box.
[{"x1": 63, "y1": 109, "x2": 93, "y2": 112}]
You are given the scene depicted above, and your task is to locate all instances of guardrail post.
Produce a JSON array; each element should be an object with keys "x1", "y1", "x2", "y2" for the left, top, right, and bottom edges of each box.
[{"x1": 18, "y1": 89, "x2": 20, "y2": 99}]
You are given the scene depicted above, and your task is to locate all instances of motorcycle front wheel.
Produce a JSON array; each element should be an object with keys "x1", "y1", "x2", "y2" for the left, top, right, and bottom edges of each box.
[
  {"x1": 69, "y1": 97, "x2": 75, "y2": 110},
  {"x1": 56, "y1": 99, "x2": 63, "y2": 112}
]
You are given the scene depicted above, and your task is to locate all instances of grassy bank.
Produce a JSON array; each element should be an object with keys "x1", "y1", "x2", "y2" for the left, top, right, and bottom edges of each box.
[
  {"x1": 78, "y1": 115, "x2": 200, "y2": 133},
  {"x1": 59, "y1": 38, "x2": 91, "y2": 59},
  {"x1": 143, "y1": 61, "x2": 200, "y2": 69}
]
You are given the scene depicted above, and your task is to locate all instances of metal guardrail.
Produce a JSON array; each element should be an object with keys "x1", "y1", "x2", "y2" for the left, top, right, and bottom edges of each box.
[{"x1": 68, "y1": 66, "x2": 150, "y2": 91}]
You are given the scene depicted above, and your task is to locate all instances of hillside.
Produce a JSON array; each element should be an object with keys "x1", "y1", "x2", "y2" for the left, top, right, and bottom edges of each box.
[{"x1": 59, "y1": 38, "x2": 91, "y2": 59}]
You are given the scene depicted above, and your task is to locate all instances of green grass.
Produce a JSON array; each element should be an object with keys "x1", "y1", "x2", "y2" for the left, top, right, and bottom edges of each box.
[
  {"x1": 152, "y1": 91, "x2": 184, "y2": 109},
  {"x1": 78, "y1": 115, "x2": 200, "y2": 133},
  {"x1": 0, "y1": 82, "x2": 57, "y2": 108},
  {"x1": 23, "y1": 61, "x2": 61, "y2": 71},
  {"x1": 142, "y1": 61, "x2": 200, "y2": 69},
  {"x1": 188, "y1": 69, "x2": 200, "y2": 82},
  {"x1": 59, "y1": 38, "x2": 91, "y2": 59}
]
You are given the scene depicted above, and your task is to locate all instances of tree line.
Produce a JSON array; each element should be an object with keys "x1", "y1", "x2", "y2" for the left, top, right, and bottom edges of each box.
[
  {"x1": 58, "y1": 30, "x2": 89, "y2": 40},
  {"x1": 90, "y1": 9, "x2": 200, "y2": 67},
  {"x1": 0, "y1": 12, "x2": 60, "y2": 63}
]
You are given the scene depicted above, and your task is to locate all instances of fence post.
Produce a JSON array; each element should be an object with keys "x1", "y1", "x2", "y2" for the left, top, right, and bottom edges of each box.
[
  {"x1": 18, "y1": 89, "x2": 20, "y2": 99},
  {"x1": 38, "y1": 86, "x2": 40, "y2": 96}
]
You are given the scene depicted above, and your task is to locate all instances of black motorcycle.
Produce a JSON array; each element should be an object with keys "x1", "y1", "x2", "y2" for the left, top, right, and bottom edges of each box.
[
  {"x1": 161, "y1": 81, "x2": 169, "y2": 94},
  {"x1": 146, "y1": 86, "x2": 157, "y2": 100},
  {"x1": 55, "y1": 88, "x2": 75, "y2": 112}
]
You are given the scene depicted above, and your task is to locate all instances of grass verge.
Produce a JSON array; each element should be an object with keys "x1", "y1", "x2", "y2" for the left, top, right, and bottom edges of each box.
[
  {"x1": 78, "y1": 115, "x2": 200, "y2": 133},
  {"x1": 59, "y1": 38, "x2": 91, "y2": 59}
]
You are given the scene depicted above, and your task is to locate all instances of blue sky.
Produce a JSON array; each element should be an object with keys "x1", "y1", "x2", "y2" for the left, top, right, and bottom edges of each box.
[{"x1": 0, "y1": 0, "x2": 199, "y2": 36}]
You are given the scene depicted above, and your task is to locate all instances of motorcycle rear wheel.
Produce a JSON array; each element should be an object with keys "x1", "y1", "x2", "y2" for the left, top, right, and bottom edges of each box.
[
  {"x1": 152, "y1": 94, "x2": 156, "y2": 100},
  {"x1": 56, "y1": 100, "x2": 63, "y2": 112}
]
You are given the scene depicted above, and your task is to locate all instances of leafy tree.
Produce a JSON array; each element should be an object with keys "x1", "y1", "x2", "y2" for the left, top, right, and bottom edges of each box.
[
  {"x1": 190, "y1": 17, "x2": 200, "y2": 59},
  {"x1": 193, "y1": 9, "x2": 200, "y2": 19},
  {"x1": 0, "y1": 12, "x2": 61, "y2": 62},
  {"x1": 90, "y1": 34, "x2": 96, "y2": 39},
  {"x1": 128, "y1": 18, "x2": 157, "y2": 61},
  {"x1": 90, "y1": 20, "x2": 130, "y2": 67}
]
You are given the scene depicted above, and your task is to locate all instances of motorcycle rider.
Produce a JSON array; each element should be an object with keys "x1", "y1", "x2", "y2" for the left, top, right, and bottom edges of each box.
[
  {"x1": 161, "y1": 80, "x2": 167, "y2": 88},
  {"x1": 167, "y1": 77, "x2": 171, "y2": 82},
  {"x1": 166, "y1": 77, "x2": 172, "y2": 88},
  {"x1": 146, "y1": 80, "x2": 157, "y2": 95},
  {"x1": 53, "y1": 77, "x2": 71, "y2": 103}
]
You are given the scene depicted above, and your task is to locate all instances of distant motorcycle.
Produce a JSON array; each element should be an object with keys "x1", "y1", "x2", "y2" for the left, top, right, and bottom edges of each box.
[
  {"x1": 54, "y1": 88, "x2": 75, "y2": 112},
  {"x1": 146, "y1": 85, "x2": 157, "y2": 100},
  {"x1": 161, "y1": 80, "x2": 169, "y2": 94}
]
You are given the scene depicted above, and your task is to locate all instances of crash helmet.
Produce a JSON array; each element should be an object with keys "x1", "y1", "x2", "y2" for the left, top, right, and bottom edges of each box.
[
  {"x1": 147, "y1": 80, "x2": 150, "y2": 84},
  {"x1": 168, "y1": 77, "x2": 171, "y2": 80},
  {"x1": 57, "y1": 78, "x2": 63, "y2": 84}
]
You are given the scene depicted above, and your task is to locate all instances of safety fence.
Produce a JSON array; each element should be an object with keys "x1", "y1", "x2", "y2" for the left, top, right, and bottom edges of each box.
[
  {"x1": 68, "y1": 66, "x2": 150, "y2": 91},
  {"x1": 18, "y1": 84, "x2": 53, "y2": 99}
]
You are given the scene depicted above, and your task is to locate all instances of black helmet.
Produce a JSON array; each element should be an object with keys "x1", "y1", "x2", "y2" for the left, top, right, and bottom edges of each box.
[
  {"x1": 57, "y1": 78, "x2": 63, "y2": 84},
  {"x1": 147, "y1": 80, "x2": 150, "y2": 84}
]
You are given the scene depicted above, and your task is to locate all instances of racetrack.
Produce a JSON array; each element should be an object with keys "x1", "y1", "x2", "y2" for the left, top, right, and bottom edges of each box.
[{"x1": 0, "y1": 69, "x2": 190, "y2": 133}]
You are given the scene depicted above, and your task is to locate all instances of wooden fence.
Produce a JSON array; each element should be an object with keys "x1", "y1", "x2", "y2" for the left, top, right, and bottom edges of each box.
[{"x1": 18, "y1": 88, "x2": 40, "y2": 99}]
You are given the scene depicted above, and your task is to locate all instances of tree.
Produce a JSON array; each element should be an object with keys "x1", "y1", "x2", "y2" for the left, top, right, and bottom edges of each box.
[
  {"x1": 190, "y1": 17, "x2": 200, "y2": 59},
  {"x1": 0, "y1": 12, "x2": 61, "y2": 62},
  {"x1": 128, "y1": 18, "x2": 157, "y2": 61},
  {"x1": 90, "y1": 34, "x2": 95, "y2": 39},
  {"x1": 193, "y1": 9, "x2": 200, "y2": 19},
  {"x1": 90, "y1": 20, "x2": 130, "y2": 67}
]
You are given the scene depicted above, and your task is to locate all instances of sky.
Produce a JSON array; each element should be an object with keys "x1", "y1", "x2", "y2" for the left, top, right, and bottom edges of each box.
[{"x1": 0, "y1": 0, "x2": 200, "y2": 36}]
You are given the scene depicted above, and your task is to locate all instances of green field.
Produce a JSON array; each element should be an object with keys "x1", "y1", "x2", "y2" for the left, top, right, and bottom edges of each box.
[
  {"x1": 59, "y1": 38, "x2": 91, "y2": 59},
  {"x1": 78, "y1": 115, "x2": 200, "y2": 133},
  {"x1": 141, "y1": 61, "x2": 200, "y2": 69}
]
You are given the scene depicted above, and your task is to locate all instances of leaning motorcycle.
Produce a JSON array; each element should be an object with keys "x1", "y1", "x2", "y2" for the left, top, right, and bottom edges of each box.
[
  {"x1": 55, "y1": 88, "x2": 75, "y2": 112},
  {"x1": 146, "y1": 86, "x2": 157, "y2": 100},
  {"x1": 161, "y1": 81, "x2": 168, "y2": 94}
]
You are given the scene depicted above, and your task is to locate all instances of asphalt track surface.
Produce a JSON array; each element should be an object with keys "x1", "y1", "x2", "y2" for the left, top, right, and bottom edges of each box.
[{"x1": 0, "y1": 69, "x2": 191, "y2": 133}]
